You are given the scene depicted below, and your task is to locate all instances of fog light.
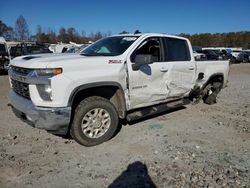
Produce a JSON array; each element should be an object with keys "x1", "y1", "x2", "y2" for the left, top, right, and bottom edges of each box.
[
  {"x1": 36, "y1": 84, "x2": 52, "y2": 101},
  {"x1": 45, "y1": 85, "x2": 52, "y2": 94}
]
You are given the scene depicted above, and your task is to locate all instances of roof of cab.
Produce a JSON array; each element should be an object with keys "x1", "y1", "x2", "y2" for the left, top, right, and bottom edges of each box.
[{"x1": 114, "y1": 33, "x2": 188, "y2": 41}]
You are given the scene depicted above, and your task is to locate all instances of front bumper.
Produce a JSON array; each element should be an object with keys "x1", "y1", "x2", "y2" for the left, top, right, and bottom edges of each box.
[{"x1": 9, "y1": 90, "x2": 71, "y2": 135}]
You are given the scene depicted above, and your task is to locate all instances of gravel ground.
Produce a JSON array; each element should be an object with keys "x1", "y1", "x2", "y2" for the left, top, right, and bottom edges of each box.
[{"x1": 0, "y1": 64, "x2": 250, "y2": 188}]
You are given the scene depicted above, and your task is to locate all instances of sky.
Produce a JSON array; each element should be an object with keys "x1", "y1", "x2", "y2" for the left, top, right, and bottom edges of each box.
[{"x1": 1, "y1": 0, "x2": 250, "y2": 36}]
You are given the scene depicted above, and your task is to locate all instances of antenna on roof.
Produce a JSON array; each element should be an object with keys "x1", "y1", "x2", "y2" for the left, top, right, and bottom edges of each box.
[{"x1": 134, "y1": 30, "x2": 141, "y2": 34}]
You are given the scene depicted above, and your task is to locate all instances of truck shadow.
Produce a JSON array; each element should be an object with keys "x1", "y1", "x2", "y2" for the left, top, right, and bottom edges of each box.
[
  {"x1": 59, "y1": 106, "x2": 186, "y2": 140},
  {"x1": 108, "y1": 161, "x2": 157, "y2": 188}
]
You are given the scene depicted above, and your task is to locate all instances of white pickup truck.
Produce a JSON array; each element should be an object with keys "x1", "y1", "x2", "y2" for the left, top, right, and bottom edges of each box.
[{"x1": 8, "y1": 33, "x2": 230, "y2": 146}]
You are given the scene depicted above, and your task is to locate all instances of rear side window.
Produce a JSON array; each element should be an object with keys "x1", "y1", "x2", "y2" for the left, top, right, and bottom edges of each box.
[{"x1": 164, "y1": 38, "x2": 190, "y2": 61}]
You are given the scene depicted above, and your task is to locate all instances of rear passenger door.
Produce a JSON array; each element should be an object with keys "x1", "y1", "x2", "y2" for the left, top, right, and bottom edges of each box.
[{"x1": 163, "y1": 37, "x2": 196, "y2": 98}]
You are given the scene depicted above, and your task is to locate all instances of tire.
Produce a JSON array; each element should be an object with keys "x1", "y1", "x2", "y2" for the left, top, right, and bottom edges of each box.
[
  {"x1": 202, "y1": 82, "x2": 222, "y2": 105},
  {"x1": 70, "y1": 96, "x2": 119, "y2": 146}
]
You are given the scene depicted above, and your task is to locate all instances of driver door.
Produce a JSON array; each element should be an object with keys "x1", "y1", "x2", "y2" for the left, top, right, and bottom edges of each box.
[{"x1": 127, "y1": 37, "x2": 170, "y2": 109}]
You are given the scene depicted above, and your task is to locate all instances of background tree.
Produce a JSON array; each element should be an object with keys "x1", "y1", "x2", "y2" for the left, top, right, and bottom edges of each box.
[
  {"x1": 15, "y1": 15, "x2": 30, "y2": 41},
  {"x1": 93, "y1": 32, "x2": 103, "y2": 41},
  {"x1": 0, "y1": 20, "x2": 15, "y2": 40},
  {"x1": 47, "y1": 28, "x2": 57, "y2": 43},
  {"x1": 67, "y1": 27, "x2": 81, "y2": 42},
  {"x1": 58, "y1": 27, "x2": 66, "y2": 42},
  {"x1": 3, "y1": 15, "x2": 250, "y2": 48},
  {"x1": 36, "y1": 25, "x2": 43, "y2": 43},
  {"x1": 179, "y1": 31, "x2": 250, "y2": 48}
]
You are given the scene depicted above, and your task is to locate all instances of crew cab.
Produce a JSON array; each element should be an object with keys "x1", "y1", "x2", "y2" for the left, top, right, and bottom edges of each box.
[{"x1": 8, "y1": 33, "x2": 230, "y2": 146}]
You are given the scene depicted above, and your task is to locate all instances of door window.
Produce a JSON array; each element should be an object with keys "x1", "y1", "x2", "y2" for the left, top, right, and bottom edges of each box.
[
  {"x1": 164, "y1": 38, "x2": 190, "y2": 61},
  {"x1": 131, "y1": 37, "x2": 163, "y2": 62}
]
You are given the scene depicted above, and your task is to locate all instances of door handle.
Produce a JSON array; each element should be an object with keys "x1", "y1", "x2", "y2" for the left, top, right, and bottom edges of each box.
[
  {"x1": 188, "y1": 66, "x2": 195, "y2": 70},
  {"x1": 160, "y1": 67, "x2": 168, "y2": 72}
]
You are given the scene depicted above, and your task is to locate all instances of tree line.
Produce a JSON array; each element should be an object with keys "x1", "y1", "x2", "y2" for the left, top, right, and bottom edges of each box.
[
  {"x1": 0, "y1": 15, "x2": 111, "y2": 44},
  {"x1": 0, "y1": 15, "x2": 250, "y2": 48},
  {"x1": 180, "y1": 32, "x2": 250, "y2": 49}
]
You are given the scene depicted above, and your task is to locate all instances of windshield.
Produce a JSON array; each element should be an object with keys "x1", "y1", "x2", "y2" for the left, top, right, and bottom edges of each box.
[{"x1": 81, "y1": 36, "x2": 138, "y2": 56}]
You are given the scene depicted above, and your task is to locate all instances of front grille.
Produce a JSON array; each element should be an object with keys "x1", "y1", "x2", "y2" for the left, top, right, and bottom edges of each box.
[
  {"x1": 11, "y1": 79, "x2": 30, "y2": 99},
  {"x1": 11, "y1": 66, "x2": 32, "y2": 76}
]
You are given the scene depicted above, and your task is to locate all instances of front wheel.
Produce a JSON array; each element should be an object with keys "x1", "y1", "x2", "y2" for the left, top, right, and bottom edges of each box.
[{"x1": 70, "y1": 96, "x2": 119, "y2": 146}]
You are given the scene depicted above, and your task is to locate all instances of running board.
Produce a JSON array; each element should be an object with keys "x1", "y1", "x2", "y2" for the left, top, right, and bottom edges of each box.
[{"x1": 126, "y1": 98, "x2": 190, "y2": 122}]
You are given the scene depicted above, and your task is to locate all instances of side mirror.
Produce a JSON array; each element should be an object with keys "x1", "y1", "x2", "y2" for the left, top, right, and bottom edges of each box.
[{"x1": 132, "y1": 54, "x2": 154, "y2": 71}]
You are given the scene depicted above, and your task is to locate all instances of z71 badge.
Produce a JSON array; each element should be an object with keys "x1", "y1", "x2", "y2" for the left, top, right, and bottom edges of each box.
[{"x1": 108, "y1": 60, "x2": 122, "y2": 64}]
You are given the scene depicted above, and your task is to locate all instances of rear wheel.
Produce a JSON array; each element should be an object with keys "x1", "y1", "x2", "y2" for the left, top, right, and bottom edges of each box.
[
  {"x1": 70, "y1": 96, "x2": 119, "y2": 146},
  {"x1": 202, "y1": 82, "x2": 222, "y2": 105}
]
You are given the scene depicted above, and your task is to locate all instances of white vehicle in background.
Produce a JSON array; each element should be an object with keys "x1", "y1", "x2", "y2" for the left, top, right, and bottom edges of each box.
[
  {"x1": 64, "y1": 44, "x2": 89, "y2": 53},
  {"x1": 0, "y1": 37, "x2": 10, "y2": 72},
  {"x1": 49, "y1": 43, "x2": 74, "y2": 53},
  {"x1": 8, "y1": 33, "x2": 230, "y2": 146},
  {"x1": 193, "y1": 51, "x2": 206, "y2": 60},
  {"x1": 49, "y1": 42, "x2": 89, "y2": 53},
  {"x1": 192, "y1": 46, "x2": 207, "y2": 60},
  {"x1": 228, "y1": 48, "x2": 244, "y2": 63}
]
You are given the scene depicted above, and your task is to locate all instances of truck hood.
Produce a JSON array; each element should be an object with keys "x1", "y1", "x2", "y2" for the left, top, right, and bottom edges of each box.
[{"x1": 10, "y1": 53, "x2": 90, "y2": 69}]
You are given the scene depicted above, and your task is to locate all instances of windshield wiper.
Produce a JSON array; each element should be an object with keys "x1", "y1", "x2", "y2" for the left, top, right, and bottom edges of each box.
[
  {"x1": 80, "y1": 53, "x2": 100, "y2": 56},
  {"x1": 80, "y1": 53, "x2": 116, "y2": 57}
]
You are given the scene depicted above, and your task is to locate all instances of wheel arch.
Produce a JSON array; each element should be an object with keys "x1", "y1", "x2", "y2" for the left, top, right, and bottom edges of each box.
[
  {"x1": 68, "y1": 82, "x2": 127, "y2": 119},
  {"x1": 201, "y1": 73, "x2": 224, "y2": 90}
]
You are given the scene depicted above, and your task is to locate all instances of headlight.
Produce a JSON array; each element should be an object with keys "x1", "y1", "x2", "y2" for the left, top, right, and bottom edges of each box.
[
  {"x1": 36, "y1": 84, "x2": 52, "y2": 101},
  {"x1": 33, "y1": 68, "x2": 62, "y2": 101},
  {"x1": 35, "y1": 68, "x2": 63, "y2": 77}
]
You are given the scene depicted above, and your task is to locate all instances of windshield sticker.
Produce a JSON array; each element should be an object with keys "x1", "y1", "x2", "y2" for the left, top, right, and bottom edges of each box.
[
  {"x1": 108, "y1": 60, "x2": 122, "y2": 64},
  {"x1": 122, "y1": 37, "x2": 137, "y2": 41}
]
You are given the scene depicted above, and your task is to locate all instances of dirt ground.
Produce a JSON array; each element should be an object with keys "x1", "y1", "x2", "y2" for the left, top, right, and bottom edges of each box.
[{"x1": 0, "y1": 64, "x2": 250, "y2": 188}]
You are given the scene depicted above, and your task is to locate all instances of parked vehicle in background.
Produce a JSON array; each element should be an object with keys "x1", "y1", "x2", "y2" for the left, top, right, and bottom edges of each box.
[
  {"x1": 8, "y1": 33, "x2": 230, "y2": 146},
  {"x1": 202, "y1": 47, "x2": 236, "y2": 62},
  {"x1": 245, "y1": 51, "x2": 250, "y2": 62},
  {"x1": 211, "y1": 49, "x2": 231, "y2": 60},
  {"x1": 9, "y1": 43, "x2": 52, "y2": 59},
  {"x1": 201, "y1": 49, "x2": 221, "y2": 60},
  {"x1": 64, "y1": 46, "x2": 81, "y2": 53},
  {"x1": 193, "y1": 51, "x2": 206, "y2": 60},
  {"x1": 49, "y1": 42, "x2": 89, "y2": 53},
  {"x1": 64, "y1": 44, "x2": 89, "y2": 53},
  {"x1": 192, "y1": 46, "x2": 206, "y2": 60},
  {"x1": 242, "y1": 51, "x2": 250, "y2": 63},
  {"x1": 220, "y1": 49, "x2": 233, "y2": 61},
  {"x1": 49, "y1": 43, "x2": 72, "y2": 53},
  {"x1": 0, "y1": 37, "x2": 10, "y2": 72},
  {"x1": 231, "y1": 50, "x2": 244, "y2": 63}
]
